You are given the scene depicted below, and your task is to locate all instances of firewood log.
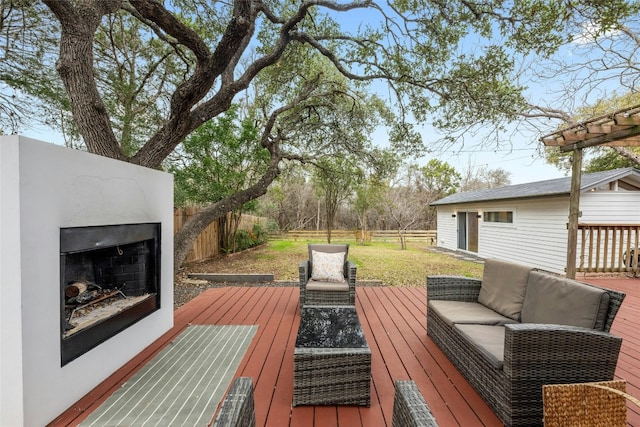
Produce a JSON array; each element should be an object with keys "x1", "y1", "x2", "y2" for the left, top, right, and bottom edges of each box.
[{"x1": 65, "y1": 281, "x2": 88, "y2": 298}]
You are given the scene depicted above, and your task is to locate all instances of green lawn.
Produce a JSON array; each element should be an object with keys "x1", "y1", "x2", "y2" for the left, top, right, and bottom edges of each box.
[{"x1": 187, "y1": 239, "x2": 484, "y2": 287}]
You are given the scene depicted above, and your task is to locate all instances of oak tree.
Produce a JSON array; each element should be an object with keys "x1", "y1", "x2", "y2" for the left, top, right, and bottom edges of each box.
[{"x1": 28, "y1": 0, "x2": 637, "y2": 266}]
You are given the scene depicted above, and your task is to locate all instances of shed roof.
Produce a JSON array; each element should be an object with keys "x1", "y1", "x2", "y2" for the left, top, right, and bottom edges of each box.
[{"x1": 431, "y1": 167, "x2": 640, "y2": 206}]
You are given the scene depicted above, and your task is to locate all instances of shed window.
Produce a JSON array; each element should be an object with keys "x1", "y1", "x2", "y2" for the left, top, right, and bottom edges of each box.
[{"x1": 485, "y1": 211, "x2": 513, "y2": 223}]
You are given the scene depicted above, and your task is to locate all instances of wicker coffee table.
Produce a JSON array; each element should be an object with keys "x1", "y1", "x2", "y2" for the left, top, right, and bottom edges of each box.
[{"x1": 293, "y1": 305, "x2": 371, "y2": 406}]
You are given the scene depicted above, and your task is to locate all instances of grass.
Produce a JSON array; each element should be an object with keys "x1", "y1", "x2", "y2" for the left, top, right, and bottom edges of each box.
[{"x1": 184, "y1": 239, "x2": 484, "y2": 287}]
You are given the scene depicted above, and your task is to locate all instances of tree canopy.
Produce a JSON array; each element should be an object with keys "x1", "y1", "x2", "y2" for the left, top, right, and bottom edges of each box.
[{"x1": 2, "y1": 0, "x2": 637, "y2": 266}]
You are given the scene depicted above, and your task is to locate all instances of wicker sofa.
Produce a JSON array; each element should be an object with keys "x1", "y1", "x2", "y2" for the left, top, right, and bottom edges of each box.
[{"x1": 426, "y1": 258, "x2": 625, "y2": 427}]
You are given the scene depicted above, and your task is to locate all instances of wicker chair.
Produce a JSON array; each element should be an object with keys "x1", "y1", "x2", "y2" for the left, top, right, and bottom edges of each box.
[
  {"x1": 212, "y1": 377, "x2": 255, "y2": 427},
  {"x1": 299, "y1": 243, "x2": 356, "y2": 308},
  {"x1": 392, "y1": 381, "x2": 439, "y2": 427}
]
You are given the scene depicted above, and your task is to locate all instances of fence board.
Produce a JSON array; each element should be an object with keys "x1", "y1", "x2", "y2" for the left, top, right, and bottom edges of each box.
[
  {"x1": 174, "y1": 207, "x2": 266, "y2": 264},
  {"x1": 275, "y1": 229, "x2": 437, "y2": 244}
]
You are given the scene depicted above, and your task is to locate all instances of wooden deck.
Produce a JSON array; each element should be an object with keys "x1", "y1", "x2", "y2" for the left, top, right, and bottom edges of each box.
[{"x1": 51, "y1": 276, "x2": 640, "y2": 427}]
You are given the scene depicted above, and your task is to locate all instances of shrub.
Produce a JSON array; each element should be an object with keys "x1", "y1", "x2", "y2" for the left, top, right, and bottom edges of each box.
[{"x1": 233, "y1": 223, "x2": 269, "y2": 252}]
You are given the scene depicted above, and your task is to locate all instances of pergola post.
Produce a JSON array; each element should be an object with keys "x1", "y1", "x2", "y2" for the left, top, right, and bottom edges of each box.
[{"x1": 566, "y1": 148, "x2": 583, "y2": 279}]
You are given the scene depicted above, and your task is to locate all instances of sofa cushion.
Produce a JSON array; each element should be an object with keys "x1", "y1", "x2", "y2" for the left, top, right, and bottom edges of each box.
[
  {"x1": 428, "y1": 300, "x2": 518, "y2": 328},
  {"x1": 520, "y1": 271, "x2": 610, "y2": 330},
  {"x1": 454, "y1": 324, "x2": 505, "y2": 370},
  {"x1": 477, "y1": 258, "x2": 532, "y2": 321},
  {"x1": 306, "y1": 279, "x2": 350, "y2": 291},
  {"x1": 310, "y1": 250, "x2": 346, "y2": 283}
]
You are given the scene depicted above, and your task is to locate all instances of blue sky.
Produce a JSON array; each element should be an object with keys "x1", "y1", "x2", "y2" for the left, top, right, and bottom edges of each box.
[{"x1": 329, "y1": 4, "x2": 572, "y2": 185}]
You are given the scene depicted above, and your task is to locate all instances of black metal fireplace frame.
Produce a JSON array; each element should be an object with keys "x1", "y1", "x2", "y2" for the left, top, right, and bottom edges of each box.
[{"x1": 59, "y1": 223, "x2": 161, "y2": 366}]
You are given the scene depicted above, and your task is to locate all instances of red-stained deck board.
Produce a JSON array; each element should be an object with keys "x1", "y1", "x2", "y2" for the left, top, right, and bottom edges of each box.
[
  {"x1": 586, "y1": 277, "x2": 640, "y2": 427},
  {"x1": 50, "y1": 277, "x2": 640, "y2": 427}
]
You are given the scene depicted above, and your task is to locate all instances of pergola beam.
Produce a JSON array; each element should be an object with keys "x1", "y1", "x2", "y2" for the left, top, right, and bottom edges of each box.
[
  {"x1": 558, "y1": 125, "x2": 640, "y2": 152},
  {"x1": 541, "y1": 104, "x2": 640, "y2": 151}
]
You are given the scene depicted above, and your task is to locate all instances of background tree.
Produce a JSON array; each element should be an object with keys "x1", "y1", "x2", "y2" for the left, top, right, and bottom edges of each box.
[
  {"x1": 312, "y1": 156, "x2": 361, "y2": 243},
  {"x1": 459, "y1": 163, "x2": 511, "y2": 191},
  {"x1": 416, "y1": 159, "x2": 462, "y2": 227},
  {"x1": 257, "y1": 166, "x2": 318, "y2": 232},
  {"x1": 3, "y1": 0, "x2": 633, "y2": 267},
  {"x1": 353, "y1": 149, "x2": 400, "y2": 244},
  {"x1": 0, "y1": 1, "x2": 65, "y2": 135},
  {"x1": 381, "y1": 164, "x2": 432, "y2": 249},
  {"x1": 170, "y1": 104, "x2": 268, "y2": 252}
]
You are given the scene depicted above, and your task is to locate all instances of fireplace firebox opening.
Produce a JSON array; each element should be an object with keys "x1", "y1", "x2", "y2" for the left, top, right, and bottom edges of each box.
[{"x1": 60, "y1": 223, "x2": 161, "y2": 365}]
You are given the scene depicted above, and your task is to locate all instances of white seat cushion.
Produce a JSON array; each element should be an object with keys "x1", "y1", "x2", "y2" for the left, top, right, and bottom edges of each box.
[{"x1": 306, "y1": 279, "x2": 349, "y2": 292}]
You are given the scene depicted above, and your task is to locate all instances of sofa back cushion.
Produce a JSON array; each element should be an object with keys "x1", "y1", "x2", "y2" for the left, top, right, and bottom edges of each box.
[
  {"x1": 521, "y1": 271, "x2": 610, "y2": 330},
  {"x1": 477, "y1": 258, "x2": 532, "y2": 321}
]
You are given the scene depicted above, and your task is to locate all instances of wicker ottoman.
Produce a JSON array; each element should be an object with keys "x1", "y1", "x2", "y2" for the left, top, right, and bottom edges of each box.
[{"x1": 293, "y1": 306, "x2": 371, "y2": 406}]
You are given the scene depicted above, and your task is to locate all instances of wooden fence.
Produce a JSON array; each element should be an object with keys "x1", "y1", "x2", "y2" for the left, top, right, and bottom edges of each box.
[
  {"x1": 276, "y1": 229, "x2": 437, "y2": 244},
  {"x1": 577, "y1": 224, "x2": 640, "y2": 275},
  {"x1": 370, "y1": 230, "x2": 437, "y2": 244},
  {"x1": 174, "y1": 206, "x2": 267, "y2": 264}
]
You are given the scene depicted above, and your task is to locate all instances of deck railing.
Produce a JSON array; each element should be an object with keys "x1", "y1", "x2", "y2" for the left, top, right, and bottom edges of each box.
[{"x1": 577, "y1": 224, "x2": 640, "y2": 274}]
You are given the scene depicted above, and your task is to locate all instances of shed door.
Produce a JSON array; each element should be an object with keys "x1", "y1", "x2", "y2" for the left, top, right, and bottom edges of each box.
[
  {"x1": 457, "y1": 211, "x2": 479, "y2": 253},
  {"x1": 467, "y1": 212, "x2": 479, "y2": 252}
]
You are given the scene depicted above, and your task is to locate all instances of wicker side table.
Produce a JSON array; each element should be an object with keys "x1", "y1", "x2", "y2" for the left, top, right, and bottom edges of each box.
[{"x1": 293, "y1": 306, "x2": 371, "y2": 406}]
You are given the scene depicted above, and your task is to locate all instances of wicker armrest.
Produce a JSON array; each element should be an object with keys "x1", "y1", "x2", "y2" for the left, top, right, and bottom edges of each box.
[
  {"x1": 503, "y1": 323, "x2": 623, "y2": 380},
  {"x1": 346, "y1": 260, "x2": 357, "y2": 286},
  {"x1": 212, "y1": 377, "x2": 256, "y2": 427},
  {"x1": 299, "y1": 260, "x2": 310, "y2": 284},
  {"x1": 426, "y1": 276, "x2": 482, "y2": 302},
  {"x1": 346, "y1": 260, "x2": 357, "y2": 305},
  {"x1": 392, "y1": 380, "x2": 439, "y2": 427}
]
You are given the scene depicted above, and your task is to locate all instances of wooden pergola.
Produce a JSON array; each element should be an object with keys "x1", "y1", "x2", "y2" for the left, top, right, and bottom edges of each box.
[{"x1": 540, "y1": 104, "x2": 640, "y2": 278}]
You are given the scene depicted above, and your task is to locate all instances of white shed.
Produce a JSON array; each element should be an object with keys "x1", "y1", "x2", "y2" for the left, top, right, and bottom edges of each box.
[{"x1": 431, "y1": 167, "x2": 640, "y2": 274}]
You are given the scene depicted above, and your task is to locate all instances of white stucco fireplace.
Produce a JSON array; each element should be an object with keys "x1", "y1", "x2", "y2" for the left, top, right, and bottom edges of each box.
[{"x1": 0, "y1": 136, "x2": 174, "y2": 426}]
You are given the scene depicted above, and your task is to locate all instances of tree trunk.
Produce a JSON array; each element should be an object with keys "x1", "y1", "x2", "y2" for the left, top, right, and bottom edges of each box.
[
  {"x1": 174, "y1": 162, "x2": 281, "y2": 269},
  {"x1": 44, "y1": 0, "x2": 125, "y2": 161}
]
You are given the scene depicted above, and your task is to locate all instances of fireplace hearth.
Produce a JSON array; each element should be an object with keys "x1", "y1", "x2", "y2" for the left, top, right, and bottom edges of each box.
[{"x1": 60, "y1": 223, "x2": 161, "y2": 365}]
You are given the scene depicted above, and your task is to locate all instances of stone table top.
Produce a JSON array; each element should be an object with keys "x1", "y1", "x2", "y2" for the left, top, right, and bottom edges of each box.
[{"x1": 295, "y1": 306, "x2": 368, "y2": 349}]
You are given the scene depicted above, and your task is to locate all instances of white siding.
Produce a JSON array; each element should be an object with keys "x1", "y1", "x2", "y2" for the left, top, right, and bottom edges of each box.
[
  {"x1": 436, "y1": 207, "x2": 458, "y2": 250},
  {"x1": 436, "y1": 197, "x2": 570, "y2": 273},
  {"x1": 580, "y1": 192, "x2": 640, "y2": 223},
  {"x1": 480, "y1": 198, "x2": 569, "y2": 273},
  {"x1": 435, "y1": 188, "x2": 640, "y2": 274}
]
